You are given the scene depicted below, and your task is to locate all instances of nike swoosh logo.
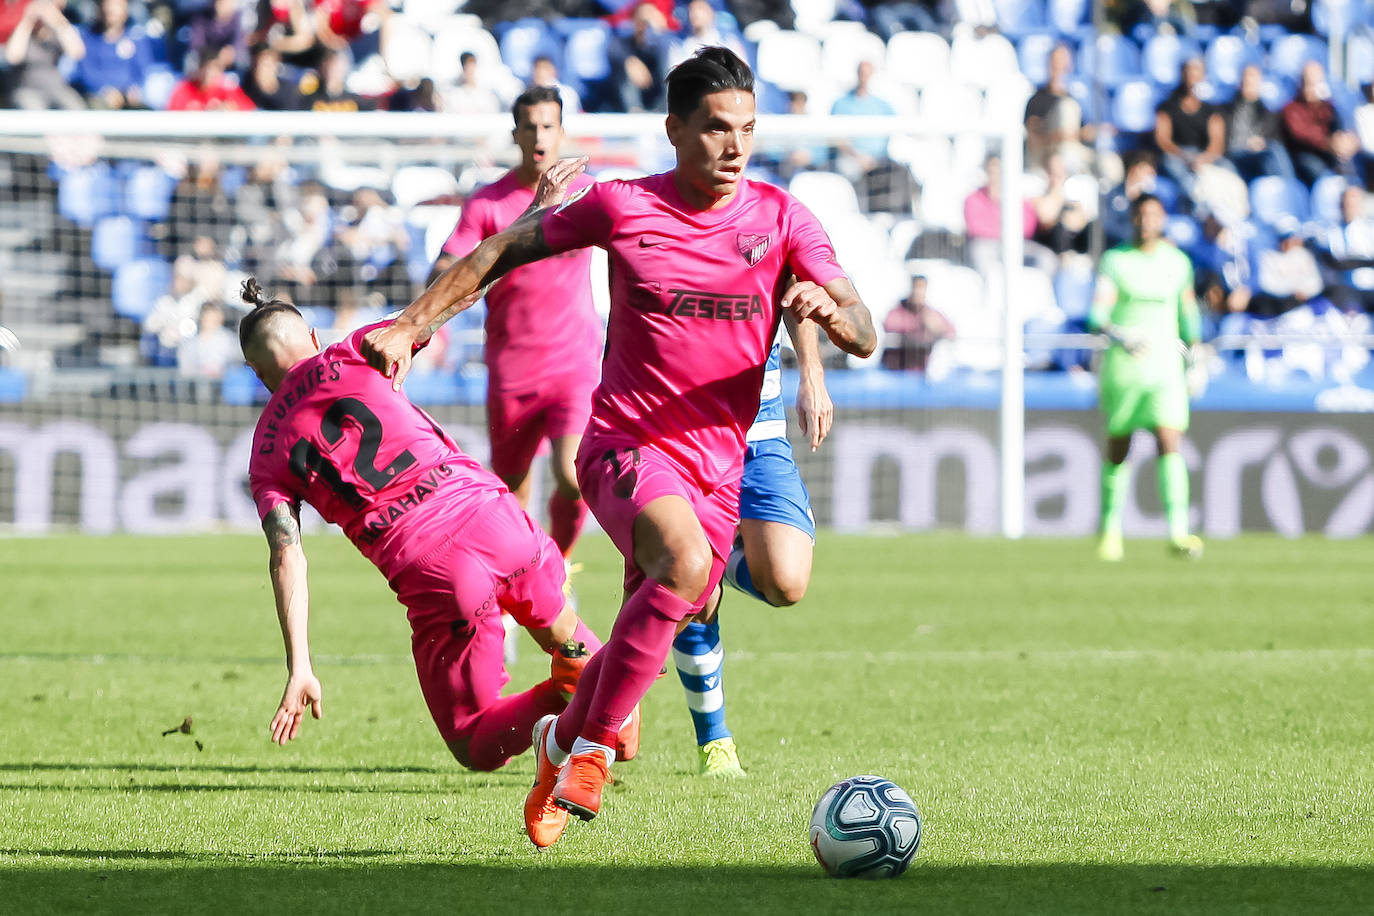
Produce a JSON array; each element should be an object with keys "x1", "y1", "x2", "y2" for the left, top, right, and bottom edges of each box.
[{"x1": 639, "y1": 236, "x2": 668, "y2": 247}]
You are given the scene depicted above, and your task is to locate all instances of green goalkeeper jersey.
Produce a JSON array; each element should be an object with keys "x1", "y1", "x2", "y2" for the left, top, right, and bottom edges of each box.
[{"x1": 1090, "y1": 241, "x2": 1201, "y2": 385}]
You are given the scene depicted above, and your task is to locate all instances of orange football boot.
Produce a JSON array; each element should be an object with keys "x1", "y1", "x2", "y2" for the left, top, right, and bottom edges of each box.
[
  {"x1": 522, "y1": 715, "x2": 568, "y2": 848},
  {"x1": 553, "y1": 751, "x2": 611, "y2": 821}
]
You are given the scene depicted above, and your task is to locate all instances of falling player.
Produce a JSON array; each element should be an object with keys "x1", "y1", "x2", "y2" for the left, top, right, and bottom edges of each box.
[
  {"x1": 1089, "y1": 193, "x2": 1204, "y2": 561},
  {"x1": 671, "y1": 318, "x2": 831, "y2": 778},
  {"x1": 430, "y1": 85, "x2": 600, "y2": 563},
  {"x1": 360, "y1": 47, "x2": 877, "y2": 848},
  {"x1": 239, "y1": 275, "x2": 614, "y2": 771}
]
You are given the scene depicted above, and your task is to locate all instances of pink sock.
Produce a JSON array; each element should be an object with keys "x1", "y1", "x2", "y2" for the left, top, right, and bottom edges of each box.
[
  {"x1": 556, "y1": 579, "x2": 694, "y2": 750},
  {"x1": 465, "y1": 680, "x2": 566, "y2": 772},
  {"x1": 548, "y1": 491, "x2": 588, "y2": 557},
  {"x1": 571, "y1": 619, "x2": 603, "y2": 655}
]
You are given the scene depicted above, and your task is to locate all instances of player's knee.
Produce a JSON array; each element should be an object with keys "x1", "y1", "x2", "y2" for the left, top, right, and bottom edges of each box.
[
  {"x1": 654, "y1": 545, "x2": 713, "y2": 601},
  {"x1": 763, "y1": 576, "x2": 807, "y2": 608}
]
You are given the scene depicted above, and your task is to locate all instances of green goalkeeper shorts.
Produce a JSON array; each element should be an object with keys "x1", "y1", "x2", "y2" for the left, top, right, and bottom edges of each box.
[{"x1": 1099, "y1": 374, "x2": 1189, "y2": 437}]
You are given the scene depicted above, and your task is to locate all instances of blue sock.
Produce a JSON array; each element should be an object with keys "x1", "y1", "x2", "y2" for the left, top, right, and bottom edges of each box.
[
  {"x1": 723, "y1": 545, "x2": 768, "y2": 604},
  {"x1": 671, "y1": 617, "x2": 730, "y2": 746}
]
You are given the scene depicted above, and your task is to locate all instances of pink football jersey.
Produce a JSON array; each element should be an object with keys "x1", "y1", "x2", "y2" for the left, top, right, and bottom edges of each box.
[
  {"x1": 249, "y1": 321, "x2": 506, "y2": 579},
  {"x1": 443, "y1": 170, "x2": 601, "y2": 394},
  {"x1": 540, "y1": 173, "x2": 847, "y2": 488}
]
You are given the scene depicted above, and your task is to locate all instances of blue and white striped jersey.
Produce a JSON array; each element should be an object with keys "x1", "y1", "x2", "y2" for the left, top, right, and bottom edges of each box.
[{"x1": 746, "y1": 338, "x2": 787, "y2": 443}]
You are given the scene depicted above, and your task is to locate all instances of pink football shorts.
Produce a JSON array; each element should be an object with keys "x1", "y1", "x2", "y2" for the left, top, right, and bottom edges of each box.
[
  {"x1": 392, "y1": 492, "x2": 566, "y2": 742},
  {"x1": 487, "y1": 374, "x2": 596, "y2": 482},
  {"x1": 576, "y1": 436, "x2": 739, "y2": 604}
]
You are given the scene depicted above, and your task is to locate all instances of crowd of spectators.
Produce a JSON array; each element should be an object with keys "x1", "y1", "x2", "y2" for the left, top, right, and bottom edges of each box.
[{"x1": 4, "y1": 0, "x2": 1374, "y2": 388}]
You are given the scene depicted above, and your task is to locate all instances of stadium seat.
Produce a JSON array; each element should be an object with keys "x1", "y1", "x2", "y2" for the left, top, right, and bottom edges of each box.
[
  {"x1": 1111, "y1": 80, "x2": 1158, "y2": 134},
  {"x1": 91, "y1": 216, "x2": 149, "y2": 271},
  {"x1": 1053, "y1": 262, "x2": 1094, "y2": 320},
  {"x1": 431, "y1": 21, "x2": 503, "y2": 86},
  {"x1": 497, "y1": 18, "x2": 559, "y2": 82},
  {"x1": 1142, "y1": 33, "x2": 1201, "y2": 87},
  {"x1": 1078, "y1": 33, "x2": 1142, "y2": 87},
  {"x1": 1268, "y1": 34, "x2": 1328, "y2": 81},
  {"x1": 1348, "y1": 32, "x2": 1374, "y2": 85},
  {"x1": 382, "y1": 16, "x2": 434, "y2": 84},
  {"x1": 755, "y1": 30, "x2": 822, "y2": 93},
  {"x1": 1249, "y1": 175, "x2": 1309, "y2": 227},
  {"x1": 1166, "y1": 213, "x2": 1201, "y2": 249},
  {"x1": 885, "y1": 32, "x2": 949, "y2": 89},
  {"x1": 415, "y1": 204, "x2": 462, "y2": 263},
  {"x1": 1205, "y1": 34, "x2": 1259, "y2": 89},
  {"x1": 563, "y1": 20, "x2": 612, "y2": 83},
  {"x1": 1047, "y1": 0, "x2": 1089, "y2": 35},
  {"x1": 992, "y1": 0, "x2": 1046, "y2": 38},
  {"x1": 789, "y1": 171, "x2": 861, "y2": 225},
  {"x1": 0, "y1": 368, "x2": 26, "y2": 403},
  {"x1": 392, "y1": 166, "x2": 460, "y2": 210},
  {"x1": 1310, "y1": 174, "x2": 1347, "y2": 224},
  {"x1": 1260, "y1": 74, "x2": 1296, "y2": 110},
  {"x1": 791, "y1": 0, "x2": 839, "y2": 37},
  {"x1": 985, "y1": 74, "x2": 1035, "y2": 123},
  {"x1": 821, "y1": 28, "x2": 887, "y2": 90},
  {"x1": 1152, "y1": 175, "x2": 1183, "y2": 212},
  {"x1": 112, "y1": 258, "x2": 172, "y2": 320},
  {"x1": 141, "y1": 65, "x2": 179, "y2": 111},
  {"x1": 222, "y1": 364, "x2": 268, "y2": 406},
  {"x1": 1017, "y1": 31, "x2": 1059, "y2": 86},
  {"x1": 950, "y1": 32, "x2": 1019, "y2": 90},
  {"x1": 57, "y1": 164, "x2": 120, "y2": 228},
  {"x1": 1312, "y1": 0, "x2": 1360, "y2": 36},
  {"x1": 405, "y1": 0, "x2": 465, "y2": 35},
  {"x1": 124, "y1": 165, "x2": 175, "y2": 221},
  {"x1": 921, "y1": 81, "x2": 985, "y2": 127}
]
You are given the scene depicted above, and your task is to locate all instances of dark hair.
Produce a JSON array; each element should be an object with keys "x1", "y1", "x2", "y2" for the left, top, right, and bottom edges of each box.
[
  {"x1": 665, "y1": 46, "x2": 754, "y2": 120},
  {"x1": 512, "y1": 84, "x2": 563, "y2": 125},
  {"x1": 1131, "y1": 193, "x2": 1162, "y2": 217},
  {"x1": 460, "y1": 51, "x2": 476, "y2": 67},
  {"x1": 238, "y1": 277, "x2": 301, "y2": 353}
]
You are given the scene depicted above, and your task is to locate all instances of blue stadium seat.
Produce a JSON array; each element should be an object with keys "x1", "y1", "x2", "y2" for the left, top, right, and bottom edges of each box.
[
  {"x1": 112, "y1": 258, "x2": 172, "y2": 320},
  {"x1": 1142, "y1": 33, "x2": 1202, "y2": 86},
  {"x1": 1310, "y1": 174, "x2": 1347, "y2": 223},
  {"x1": 1267, "y1": 34, "x2": 1328, "y2": 81},
  {"x1": 1166, "y1": 213, "x2": 1201, "y2": 249},
  {"x1": 1249, "y1": 176, "x2": 1309, "y2": 227},
  {"x1": 1313, "y1": 0, "x2": 1362, "y2": 36},
  {"x1": 91, "y1": 215, "x2": 149, "y2": 271},
  {"x1": 496, "y1": 17, "x2": 560, "y2": 81},
  {"x1": 1052, "y1": 266, "x2": 1094, "y2": 320},
  {"x1": 1260, "y1": 74, "x2": 1296, "y2": 110},
  {"x1": 1205, "y1": 34, "x2": 1259, "y2": 89},
  {"x1": 1111, "y1": 80, "x2": 1158, "y2": 134},
  {"x1": 563, "y1": 20, "x2": 611, "y2": 82},
  {"x1": 0, "y1": 368, "x2": 26, "y2": 403},
  {"x1": 125, "y1": 164, "x2": 175, "y2": 221},
  {"x1": 1348, "y1": 32, "x2": 1374, "y2": 85},
  {"x1": 1017, "y1": 31, "x2": 1060, "y2": 86},
  {"x1": 58, "y1": 163, "x2": 120, "y2": 228},
  {"x1": 992, "y1": 0, "x2": 1045, "y2": 37},
  {"x1": 1152, "y1": 174, "x2": 1183, "y2": 212},
  {"x1": 1047, "y1": 0, "x2": 1089, "y2": 35},
  {"x1": 1078, "y1": 33, "x2": 1142, "y2": 87},
  {"x1": 222, "y1": 364, "x2": 268, "y2": 405}
]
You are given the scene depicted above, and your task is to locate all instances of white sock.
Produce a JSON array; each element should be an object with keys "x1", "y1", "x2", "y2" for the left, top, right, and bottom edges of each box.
[
  {"x1": 570, "y1": 737, "x2": 615, "y2": 766},
  {"x1": 545, "y1": 722, "x2": 570, "y2": 767}
]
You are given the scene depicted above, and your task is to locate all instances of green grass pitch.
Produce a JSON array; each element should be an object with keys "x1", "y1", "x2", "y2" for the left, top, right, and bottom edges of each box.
[{"x1": 2, "y1": 533, "x2": 1373, "y2": 914}]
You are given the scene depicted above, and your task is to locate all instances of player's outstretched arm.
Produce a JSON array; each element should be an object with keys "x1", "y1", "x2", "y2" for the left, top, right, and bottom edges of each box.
[
  {"x1": 784, "y1": 310, "x2": 832, "y2": 451},
  {"x1": 361, "y1": 157, "x2": 588, "y2": 389},
  {"x1": 263, "y1": 503, "x2": 323, "y2": 745},
  {"x1": 782, "y1": 276, "x2": 878, "y2": 359}
]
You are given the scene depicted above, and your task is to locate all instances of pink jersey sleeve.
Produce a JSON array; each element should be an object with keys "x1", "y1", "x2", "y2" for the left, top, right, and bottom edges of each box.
[
  {"x1": 442, "y1": 195, "x2": 491, "y2": 258},
  {"x1": 250, "y1": 465, "x2": 297, "y2": 522},
  {"x1": 784, "y1": 198, "x2": 849, "y2": 288},
  {"x1": 540, "y1": 181, "x2": 621, "y2": 254}
]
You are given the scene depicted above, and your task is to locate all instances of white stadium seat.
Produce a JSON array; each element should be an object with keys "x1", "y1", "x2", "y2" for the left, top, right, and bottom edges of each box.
[
  {"x1": 885, "y1": 32, "x2": 950, "y2": 89},
  {"x1": 756, "y1": 30, "x2": 823, "y2": 92}
]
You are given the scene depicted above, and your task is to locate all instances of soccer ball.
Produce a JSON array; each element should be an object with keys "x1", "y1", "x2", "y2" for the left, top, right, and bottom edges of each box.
[{"x1": 808, "y1": 775, "x2": 922, "y2": 879}]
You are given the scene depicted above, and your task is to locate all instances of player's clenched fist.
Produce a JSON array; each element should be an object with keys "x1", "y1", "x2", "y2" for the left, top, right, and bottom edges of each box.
[{"x1": 781, "y1": 279, "x2": 838, "y2": 325}]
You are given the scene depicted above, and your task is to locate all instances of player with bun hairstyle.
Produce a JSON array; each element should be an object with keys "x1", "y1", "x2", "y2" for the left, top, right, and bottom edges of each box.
[
  {"x1": 362, "y1": 49, "x2": 876, "y2": 847},
  {"x1": 238, "y1": 275, "x2": 617, "y2": 772}
]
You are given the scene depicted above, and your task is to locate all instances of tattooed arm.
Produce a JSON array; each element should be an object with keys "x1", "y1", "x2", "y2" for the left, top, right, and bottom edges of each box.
[
  {"x1": 263, "y1": 502, "x2": 322, "y2": 744},
  {"x1": 781, "y1": 276, "x2": 878, "y2": 359},
  {"x1": 362, "y1": 156, "x2": 588, "y2": 390}
]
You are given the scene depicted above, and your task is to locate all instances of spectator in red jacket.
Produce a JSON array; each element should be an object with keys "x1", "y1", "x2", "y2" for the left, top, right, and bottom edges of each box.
[
  {"x1": 1282, "y1": 60, "x2": 1362, "y2": 187},
  {"x1": 167, "y1": 45, "x2": 256, "y2": 111}
]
